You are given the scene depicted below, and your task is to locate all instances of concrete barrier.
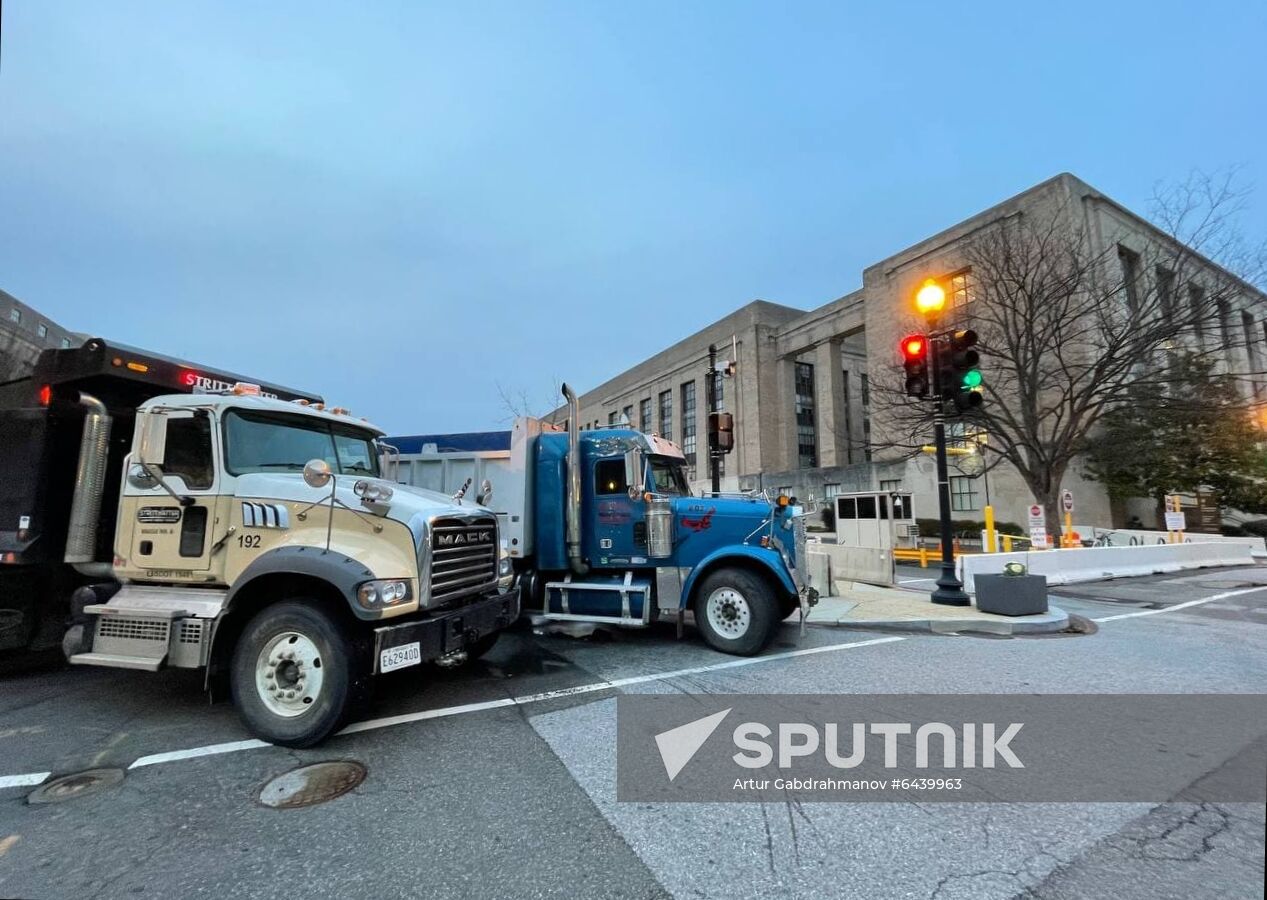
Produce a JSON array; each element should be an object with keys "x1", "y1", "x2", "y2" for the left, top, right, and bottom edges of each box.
[
  {"x1": 1089, "y1": 529, "x2": 1267, "y2": 559},
  {"x1": 957, "y1": 542, "x2": 1256, "y2": 593},
  {"x1": 809, "y1": 544, "x2": 894, "y2": 590}
]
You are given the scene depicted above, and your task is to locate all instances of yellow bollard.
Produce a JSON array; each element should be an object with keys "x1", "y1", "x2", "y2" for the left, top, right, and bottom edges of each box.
[
  {"x1": 984, "y1": 505, "x2": 996, "y2": 553},
  {"x1": 919, "y1": 547, "x2": 928, "y2": 568},
  {"x1": 1002, "y1": 534, "x2": 1013, "y2": 553}
]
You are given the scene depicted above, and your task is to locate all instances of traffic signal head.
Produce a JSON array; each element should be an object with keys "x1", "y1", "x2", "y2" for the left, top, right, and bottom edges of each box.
[
  {"x1": 942, "y1": 329, "x2": 983, "y2": 412},
  {"x1": 901, "y1": 333, "x2": 930, "y2": 398},
  {"x1": 709, "y1": 411, "x2": 735, "y2": 453}
]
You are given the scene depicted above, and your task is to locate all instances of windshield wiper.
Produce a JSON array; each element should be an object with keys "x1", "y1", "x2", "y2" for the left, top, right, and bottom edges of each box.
[{"x1": 257, "y1": 462, "x2": 306, "y2": 470}]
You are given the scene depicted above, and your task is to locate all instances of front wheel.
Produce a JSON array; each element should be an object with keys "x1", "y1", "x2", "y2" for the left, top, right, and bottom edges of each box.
[
  {"x1": 692, "y1": 568, "x2": 782, "y2": 656},
  {"x1": 230, "y1": 600, "x2": 367, "y2": 748}
]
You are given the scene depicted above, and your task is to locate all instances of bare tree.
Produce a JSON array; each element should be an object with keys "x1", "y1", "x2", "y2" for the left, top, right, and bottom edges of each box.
[
  {"x1": 495, "y1": 376, "x2": 564, "y2": 425},
  {"x1": 872, "y1": 170, "x2": 1267, "y2": 535}
]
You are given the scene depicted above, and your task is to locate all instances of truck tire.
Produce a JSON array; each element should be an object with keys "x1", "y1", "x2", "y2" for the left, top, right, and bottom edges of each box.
[
  {"x1": 692, "y1": 568, "x2": 781, "y2": 656},
  {"x1": 230, "y1": 600, "x2": 365, "y2": 748}
]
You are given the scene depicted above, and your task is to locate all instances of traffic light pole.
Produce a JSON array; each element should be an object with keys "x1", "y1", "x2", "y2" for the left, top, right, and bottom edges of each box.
[
  {"x1": 706, "y1": 343, "x2": 721, "y2": 495},
  {"x1": 930, "y1": 339, "x2": 971, "y2": 606}
]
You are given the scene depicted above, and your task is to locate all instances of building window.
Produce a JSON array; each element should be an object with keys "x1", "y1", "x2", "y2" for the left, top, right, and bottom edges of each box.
[
  {"x1": 860, "y1": 373, "x2": 872, "y2": 462},
  {"x1": 824, "y1": 483, "x2": 842, "y2": 501},
  {"x1": 1156, "y1": 267, "x2": 1175, "y2": 326},
  {"x1": 775, "y1": 486, "x2": 793, "y2": 498},
  {"x1": 879, "y1": 479, "x2": 902, "y2": 492},
  {"x1": 622, "y1": 405, "x2": 633, "y2": 426},
  {"x1": 1217, "y1": 300, "x2": 1233, "y2": 359},
  {"x1": 608, "y1": 411, "x2": 619, "y2": 425},
  {"x1": 713, "y1": 371, "x2": 725, "y2": 410},
  {"x1": 1118, "y1": 246, "x2": 1141, "y2": 318},
  {"x1": 37, "y1": 323, "x2": 48, "y2": 338},
  {"x1": 8, "y1": 307, "x2": 20, "y2": 324},
  {"x1": 639, "y1": 398, "x2": 651, "y2": 432},
  {"x1": 950, "y1": 270, "x2": 973, "y2": 323},
  {"x1": 1189, "y1": 285, "x2": 1206, "y2": 349},
  {"x1": 841, "y1": 370, "x2": 854, "y2": 464},
  {"x1": 680, "y1": 381, "x2": 697, "y2": 475},
  {"x1": 658, "y1": 389, "x2": 673, "y2": 442},
  {"x1": 795, "y1": 361, "x2": 816, "y2": 468},
  {"x1": 60, "y1": 337, "x2": 71, "y2": 349},
  {"x1": 949, "y1": 476, "x2": 978, "y2": 512}
]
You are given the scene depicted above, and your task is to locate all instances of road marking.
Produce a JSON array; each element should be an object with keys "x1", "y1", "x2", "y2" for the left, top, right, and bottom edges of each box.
[
  {"x1": 0, "y1": 773, "x2": 51, "y2": 789},
  {"x1": 124, "y1": 635, "x2": 905, "y2": 769},
  {"x1": 0, "y1": 835, "x2": 19, "y2": 858},
  {"x1": 1092, "y1": 586, "x2": 1267, "y2": 623},
  {"x1": 898, "y1": 578, "x2": 936, "y2": 585}
]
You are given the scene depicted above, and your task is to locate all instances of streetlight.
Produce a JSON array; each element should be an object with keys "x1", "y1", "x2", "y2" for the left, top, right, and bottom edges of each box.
[{"x1": 915, "y1": 279, "x2": 946, "y2": 316}]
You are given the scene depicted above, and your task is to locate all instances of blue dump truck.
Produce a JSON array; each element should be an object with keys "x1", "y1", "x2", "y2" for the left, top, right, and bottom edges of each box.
[{"x1": 390, "y1": 385, "x2": 818, "y2": 656}]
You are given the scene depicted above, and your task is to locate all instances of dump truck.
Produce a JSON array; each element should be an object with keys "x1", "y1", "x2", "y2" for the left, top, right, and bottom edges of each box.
[
  {"x1": 0, "y1": 338, "x2": 517, "y2": 746},
  {"x1": 389, "y1": 385, "x2": 817, "y2": 655}
]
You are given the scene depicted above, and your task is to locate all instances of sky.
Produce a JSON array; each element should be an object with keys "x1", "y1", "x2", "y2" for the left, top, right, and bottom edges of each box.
[{"x1": 2, "y1": 1, "x2": 1265, "y2": 434}]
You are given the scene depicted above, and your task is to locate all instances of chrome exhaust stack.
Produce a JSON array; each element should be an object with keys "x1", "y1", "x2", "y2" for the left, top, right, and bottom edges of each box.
[
  {"x1": 64, "y1": 392, "x2": 113, "y2": 572},
  {"x1": 561, "y1": 383, "x2": 588, "y2": 576}
]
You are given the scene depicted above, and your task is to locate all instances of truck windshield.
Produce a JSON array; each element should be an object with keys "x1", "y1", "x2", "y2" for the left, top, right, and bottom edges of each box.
[
  {"x1": 224, "y1": 410, "x2": 380, "y2": 477},
  {"x1": 649, "y1": 456, "x2": 690, "y2": 496}
]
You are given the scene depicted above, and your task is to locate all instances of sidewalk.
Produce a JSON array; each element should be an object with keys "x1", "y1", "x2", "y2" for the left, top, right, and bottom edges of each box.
[{"x1": 805, "y1": 580, "x2": 1070, "y2": 635}]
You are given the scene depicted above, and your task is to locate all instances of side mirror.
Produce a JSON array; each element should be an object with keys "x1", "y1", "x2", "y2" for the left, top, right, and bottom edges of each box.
[
  {"x1": 136, "y1": 410, "x2": 168, "y2": 467},
  {"x1": 625, "y1": 447, "x2": 644, "y2": 499},
  {"x1": 476, "y1": 478, "x2": 494, "y2": 506},
  {"x1": 303, "y1": 458, "x2": 333, "y2": 489},
  {"x1": 127, "y1": 463, "x2": 158, "y2": 489}
]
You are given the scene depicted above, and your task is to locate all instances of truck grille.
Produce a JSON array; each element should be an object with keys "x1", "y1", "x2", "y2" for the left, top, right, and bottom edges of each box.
[{"x1": 428, "y1": 516, "x2": 498, "y2": 604}]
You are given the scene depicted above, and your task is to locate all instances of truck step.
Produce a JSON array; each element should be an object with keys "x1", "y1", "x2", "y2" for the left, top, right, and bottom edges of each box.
[
  {"x1": 88, "y1": 584, "x2": 227, "y2": 619},
  {"x1": 69, "y1": 652, "x2": 163, "y2": 672}
]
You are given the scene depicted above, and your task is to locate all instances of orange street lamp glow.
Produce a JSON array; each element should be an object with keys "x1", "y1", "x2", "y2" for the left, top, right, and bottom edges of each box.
[{"x1": 915, "y1": 279, "x2": 946, "y2": 315}]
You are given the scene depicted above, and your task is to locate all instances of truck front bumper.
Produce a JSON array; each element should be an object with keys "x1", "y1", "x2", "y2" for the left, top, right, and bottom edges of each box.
[{"x1": 372, "y1": 589, "x2": 520, "y2": 673}]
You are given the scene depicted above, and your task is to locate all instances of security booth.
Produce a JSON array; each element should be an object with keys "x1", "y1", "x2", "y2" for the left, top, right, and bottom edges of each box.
[{"x1": 834, "y1": 491, "x2": 917, "y2": 550}]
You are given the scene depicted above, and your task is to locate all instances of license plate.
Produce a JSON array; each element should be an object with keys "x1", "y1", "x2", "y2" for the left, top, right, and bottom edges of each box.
[{"x1": 380, "y1": 641, "x2": 422, "y2": 673}]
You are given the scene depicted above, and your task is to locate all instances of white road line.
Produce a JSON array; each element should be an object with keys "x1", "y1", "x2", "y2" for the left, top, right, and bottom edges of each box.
[
  {"x1": 0, "y1": 772, "x2": 51, "y2": 789},
  {"x1": 898, "y1": 577, "x2": 936, "y2": 584},
  {"x1": 115, "y1": 635, "x2": 906, "y2": 770},
  {"x1": 1091, "y1": 586, "x2": 1267, "y2": 622}
]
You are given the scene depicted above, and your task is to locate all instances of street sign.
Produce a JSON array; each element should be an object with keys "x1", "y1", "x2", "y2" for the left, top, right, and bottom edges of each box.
[
  {"x1": 1061, "y1": 490, "x2": 1074, "y2": 513},
  {"x1": 1165, "y1": 511, "x2": 1186, "y2": 532},
  {"x1": 1030, "y1": 527, "x2": 1048, "y2": 549},
  {"x1": 1027, "y1": 505, "x2": 1045, "y2": 529}
]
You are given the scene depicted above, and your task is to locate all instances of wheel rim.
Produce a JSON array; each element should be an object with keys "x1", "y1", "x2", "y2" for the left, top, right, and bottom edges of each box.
[
  {"x1": 705, "y1": 587, "x2": 752, "y2": 639},
  {"x1": 255, "y1": 631, "x2": 324, "y2": 718}
]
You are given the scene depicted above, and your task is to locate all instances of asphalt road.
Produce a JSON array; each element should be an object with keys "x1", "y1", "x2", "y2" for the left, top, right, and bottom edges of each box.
[{"x1": 2, "y1": 566, "x2": 1265, "y2": 899}]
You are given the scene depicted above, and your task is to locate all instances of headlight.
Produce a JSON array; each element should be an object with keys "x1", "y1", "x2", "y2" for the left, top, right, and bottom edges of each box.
[{"x1": 356, "y1": 579, "x2": 412, "y2": 610}]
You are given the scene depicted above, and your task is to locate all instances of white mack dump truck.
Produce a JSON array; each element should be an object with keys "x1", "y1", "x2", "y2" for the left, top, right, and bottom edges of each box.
[{"x1": 0, "y1": 339, "x2": 518, "y2": 746}]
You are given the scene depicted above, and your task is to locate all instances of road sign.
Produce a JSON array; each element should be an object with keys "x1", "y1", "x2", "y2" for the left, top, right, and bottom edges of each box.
[
  {"x1": 1027, "y1": 505, "x2": 1045, "y2": 529},
  {"x1": 1061, "y1": 490, "x2": 1074, "y2": 513},
  {"x1": 1165, "y1": 511, "x2": 1186, "y2": 532},
  {"x1": 1030, "y1": 527, "x2": 1048, "y2": 549}
]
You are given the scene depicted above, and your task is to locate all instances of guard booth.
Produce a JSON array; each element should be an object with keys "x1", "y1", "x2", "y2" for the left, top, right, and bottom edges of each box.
[{"x1": 828, "y1": 491, "x2": 917, "y2": 586}]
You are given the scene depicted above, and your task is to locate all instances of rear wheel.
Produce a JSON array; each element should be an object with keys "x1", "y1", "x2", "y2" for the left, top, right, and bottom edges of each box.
[
  {"x1": 230, "y1": 600, "x2": 366, "y2": 748},
  {"x1": 692, "y1": 568, "x2": 781, "y2": 656}
]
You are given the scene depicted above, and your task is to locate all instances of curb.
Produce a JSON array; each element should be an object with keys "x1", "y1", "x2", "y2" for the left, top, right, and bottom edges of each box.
[{"x1": 807, "y1": 604, "x2": 1071, "y2": 636}]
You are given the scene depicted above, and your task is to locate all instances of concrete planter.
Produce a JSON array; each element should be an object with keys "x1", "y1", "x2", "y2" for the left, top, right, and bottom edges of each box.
[{"x1": 974, "y1": 574, "x2": 1048, "y2": 616}]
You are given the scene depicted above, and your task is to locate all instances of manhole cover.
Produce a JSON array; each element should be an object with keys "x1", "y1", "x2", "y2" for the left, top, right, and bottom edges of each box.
[
  {"x1": 257, "y1": 761, "x2": 366, "y2": 809},
  {"x1": 27, "y1": 768, "x2": 125, "y2": 805}
]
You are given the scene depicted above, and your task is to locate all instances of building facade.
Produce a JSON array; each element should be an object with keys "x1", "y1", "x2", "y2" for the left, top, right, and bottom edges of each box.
[
  {"x1": 0, "y1": 289, "x2": 77, "y2": 382},
  {"x1": 559, "y1": 174, "x2": 1266, "y2": 531}
]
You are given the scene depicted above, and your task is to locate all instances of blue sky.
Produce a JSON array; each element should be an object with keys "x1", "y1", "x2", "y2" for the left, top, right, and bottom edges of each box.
[{"x1": 2, "y1": 1, "x2": 1264, "y2": 432}]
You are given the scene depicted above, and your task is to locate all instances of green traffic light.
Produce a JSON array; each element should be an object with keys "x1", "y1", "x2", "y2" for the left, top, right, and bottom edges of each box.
[{"x1": 961, "y1": 369, "x2": 983, "y2": 389}]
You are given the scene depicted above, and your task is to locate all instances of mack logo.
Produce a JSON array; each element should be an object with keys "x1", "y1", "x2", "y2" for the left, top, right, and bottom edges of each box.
[{"x1": 437, "y1": 530, "x2": 493, "y2": 546}]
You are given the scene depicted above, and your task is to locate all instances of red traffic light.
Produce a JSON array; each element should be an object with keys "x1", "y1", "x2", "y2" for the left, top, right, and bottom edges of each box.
[{"x1": 901, "y1": 335, "x2": 927, "y2": 359}]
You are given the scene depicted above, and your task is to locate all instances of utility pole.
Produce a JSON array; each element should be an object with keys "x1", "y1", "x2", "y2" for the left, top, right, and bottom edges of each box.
[{"x1": 929, "y1": 338, "x2": 970, "y2": 605}]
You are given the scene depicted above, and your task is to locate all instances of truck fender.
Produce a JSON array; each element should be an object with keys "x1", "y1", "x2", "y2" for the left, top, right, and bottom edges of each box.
[
  {"x1": 224, "y1": 546, "x2": 376, "y2": 620},
  {"x1": 204, "y1": 547, "x2": 377, "y2": 693},
  {"x1": 680, "y1": 545, "x2": 797, "y2": 609}
]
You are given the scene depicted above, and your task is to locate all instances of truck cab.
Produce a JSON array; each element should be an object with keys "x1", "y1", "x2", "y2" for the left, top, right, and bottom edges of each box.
[
  {"x1": 392, "y1": 385, "x2": 816, "y2": 656},
  {"x1": 1, "y1": 339, "x2": 517, "y2": 747}
]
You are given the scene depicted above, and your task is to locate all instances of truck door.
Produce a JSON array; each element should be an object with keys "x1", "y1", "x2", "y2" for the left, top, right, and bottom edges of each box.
[
  {"x1": 120, "y1": 410, "x2": 218, "y2": 575},
  {"x1": 589, "y1": 456, "x2": 643, "y2": 565}
]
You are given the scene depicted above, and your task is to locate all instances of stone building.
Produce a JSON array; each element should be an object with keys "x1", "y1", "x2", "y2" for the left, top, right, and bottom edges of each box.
[
  {"x1": 0, "y1": 288, "x2": 77, "y2": 382},
  {"x1": 559, "y1": 173, "x2": 1266, "y2": 531}
]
